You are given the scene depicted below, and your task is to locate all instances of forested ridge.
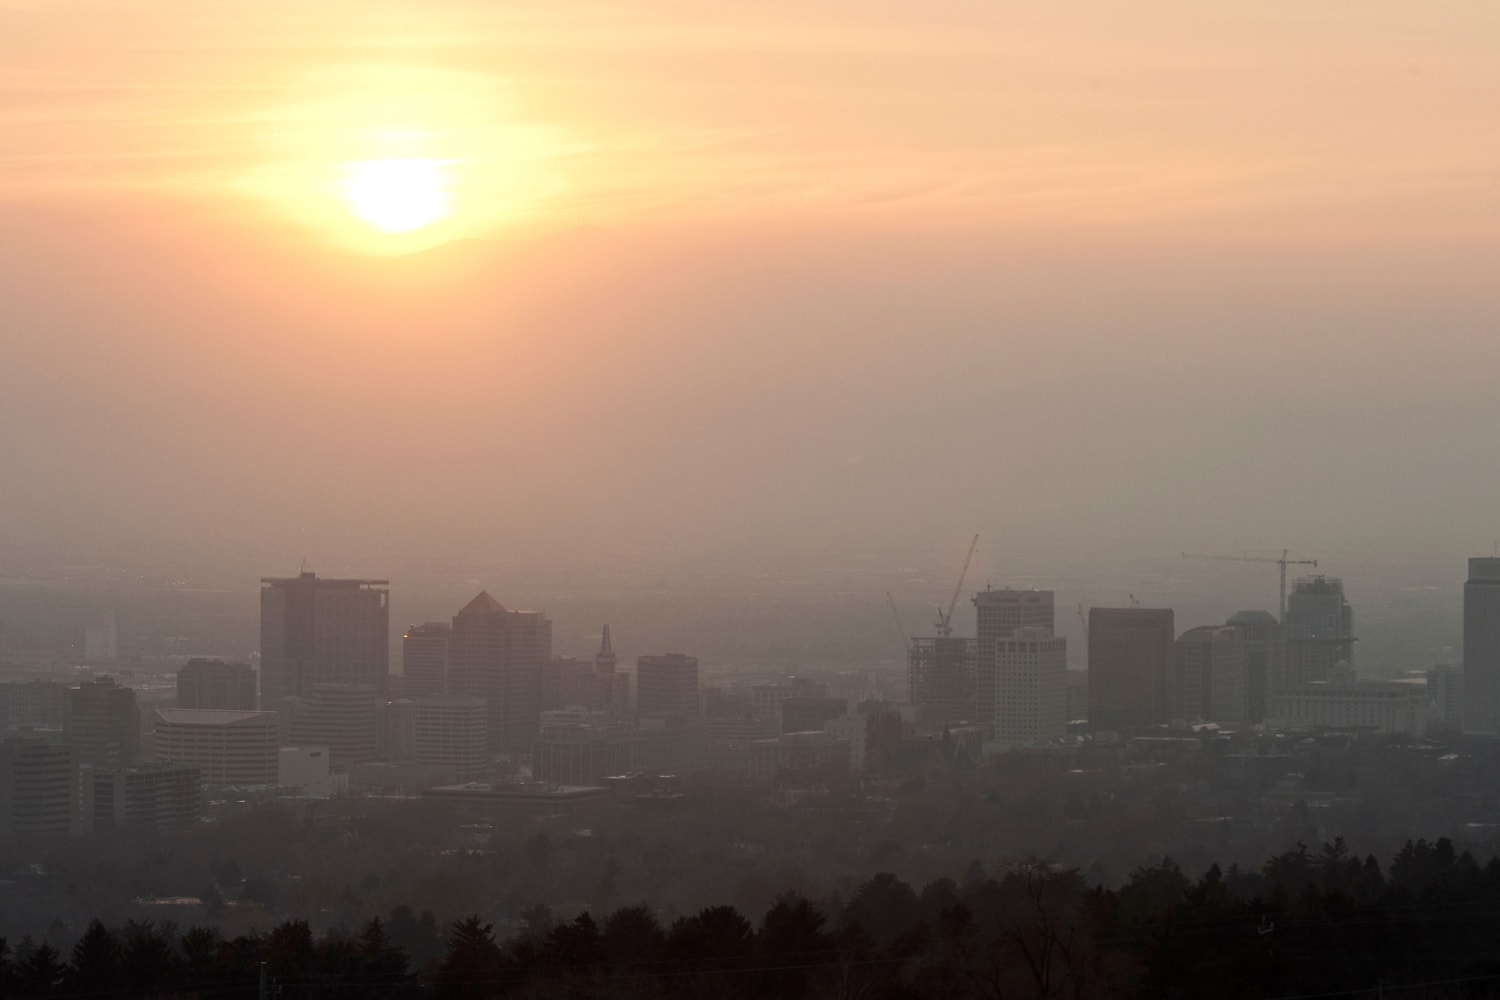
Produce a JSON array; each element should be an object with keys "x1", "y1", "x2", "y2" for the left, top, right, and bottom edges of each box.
[{"x1": 5, "y1": 837, "x2": 1500, "y2": 998}]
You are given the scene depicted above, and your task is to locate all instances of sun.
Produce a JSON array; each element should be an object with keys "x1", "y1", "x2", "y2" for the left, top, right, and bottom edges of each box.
[{"x1": 341, "y1": 158, "x2": 452, "y2": 233}]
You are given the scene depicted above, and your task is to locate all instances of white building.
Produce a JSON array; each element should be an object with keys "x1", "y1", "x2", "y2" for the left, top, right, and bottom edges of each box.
[
  {"x1": 153, "y1": 709, "x2": 279, "y2": 787},
  {"x1": 978, "y1": 626, "x2": 1067, "y2": 748}
]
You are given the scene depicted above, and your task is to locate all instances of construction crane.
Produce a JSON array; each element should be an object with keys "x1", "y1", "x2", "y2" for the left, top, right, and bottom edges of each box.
[
  {"x1": 934, "y1": 534, "x2": 980, "y2": 638},
  {"x1": 1180, "y1": 549, "x2": 1318, "y2": 622},
  {"x1": 886, "y1": 591, "x2": 908, "y2": 649}
]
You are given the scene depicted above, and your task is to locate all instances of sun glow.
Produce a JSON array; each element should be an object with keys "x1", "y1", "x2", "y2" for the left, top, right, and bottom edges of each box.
[{"x1": 342, "y1": 158, "x2": 452, "y2": 233}]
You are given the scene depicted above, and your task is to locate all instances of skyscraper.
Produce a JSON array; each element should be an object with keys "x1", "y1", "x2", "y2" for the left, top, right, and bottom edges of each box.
[
  {"x1": 979, "y1": 628, "x2": 1067, "y2": 746},
  {"x1": 1175, "y1": 625, "x2": 1248, "y2": 723},
  {"x1": 1227, "y1": 610, "x2": 1284, "y2": 723},
  {"x1": 970, "y1": 588, "x2": 1064, "y2": 745},
  {"x1": 401, "y1": 622, "x2": 451, "y2": 699},
  {"x1": 448, "y1": 591, "x2": 551, "y2": 754},
  {"x1": 260, "y1": 572, "x2": 390, "y2": 702},
  {"x1": 1284, "y1": 576, "x2": 1355, "y2": 686},
  {"x1": 974, "y1": 587, "x2": 1055, "y2": 640},
  {"x1": 1463, "y1": 558, "x2": 1500, "y2": 735},
  {"x1": 1088, "y1": 607, "x2": 1175, "y2": 731}
]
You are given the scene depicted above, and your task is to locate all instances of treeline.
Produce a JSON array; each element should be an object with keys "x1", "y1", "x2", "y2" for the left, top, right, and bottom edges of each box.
[{"x1": 7, "y1": 837, "x2": 1500, "y2": 998}]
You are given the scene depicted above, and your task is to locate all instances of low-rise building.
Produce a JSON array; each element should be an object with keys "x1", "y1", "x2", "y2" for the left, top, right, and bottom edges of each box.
[
  {"x1": 90, "y1": 763, "x2": 201, "y2": 832},
  {"x1": 1268, "y1": 681, "x2": 1428, "y2": 737}
]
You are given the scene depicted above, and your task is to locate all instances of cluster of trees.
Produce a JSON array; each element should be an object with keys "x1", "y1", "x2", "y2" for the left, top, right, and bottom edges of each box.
[{"x1": 8, "y1": 837, "x2": 1500, "y2": 998}]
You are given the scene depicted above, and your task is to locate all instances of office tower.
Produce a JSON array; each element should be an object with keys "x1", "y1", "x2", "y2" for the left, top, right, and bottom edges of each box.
[
  {"x1": 0, "y1": 681, "x2": 70, "y2": 732},
  {"x1": 0, "y1": 737, "x2": 80, "y2": 837},
  {"x1": 67, "y1": 676, "x2": 140, "y2": 767},
  {"x1": 413, "y1": 696, "x2": 489, "y2": 781},
  {"x1": 1088, "y1": 608, "x2": 1175, "y2": 731},
  {"x1": 89, "y1": 763, "x2": 201, "y2": 833},
  {"x1": 1464, "y1": 558, "x2": 1500, "y2": 734},
  {"x1": 974, "y1": 587, "x2": 1055, "y2": 639},
  {"x1": 907, "y1": 638, "x2": 978, "y2": 723},
  {"x1": 84, "y1": 612, "x2": 117, "y2": 662},
  {"x1": 448, "y1": 591, "x2": 552, "y2": 754},
  {"x1": 402, "y1": 622, "x2": 450, "y2": 699},
  {"x1": 153, "y1": 709, "x2": 280, "y2": 787},
  {"x1": 1227, "y1": 610, "x2": 1284, "y2": 723},
  {"x1": 1427, "y1": 663, "x2": 1464, "y2": 732},
  {"x1": 1175, "y1": 625, "x2": 1248, "y2": 723},
  {"x1": 977, "y1": 627, "x2": 1067, "y2": 745},
  {"x1": 1283, "y1": 576, "x2": 1355, "y2": 686},
  {"x1": 259, "y1": 571, "x2": 390, "y2": 703},
  {"x1": 291, "y1": 684, "x2": 380, "y2": 765},
  {"x1": 636, "y1": 654, "x2": 700, "y2": 721},
  {"x1": 177, "y1": 659, "x2": 257, "y2": 711}
]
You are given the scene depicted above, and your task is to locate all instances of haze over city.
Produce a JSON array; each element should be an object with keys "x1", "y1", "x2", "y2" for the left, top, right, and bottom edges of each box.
[{"x1": 4, "y1": 3, "x2": 1500, "y2": 998}]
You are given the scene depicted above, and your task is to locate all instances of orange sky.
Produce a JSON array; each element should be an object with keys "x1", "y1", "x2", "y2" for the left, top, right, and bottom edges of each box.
[{"x1": 3, "y1": 2, "x2": 1500, "y2": 575}]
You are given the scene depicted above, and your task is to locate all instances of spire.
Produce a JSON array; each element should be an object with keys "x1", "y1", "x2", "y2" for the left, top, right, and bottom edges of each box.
[{"x1": 595, "y1": 625, "x2": 617, "y2": 675}]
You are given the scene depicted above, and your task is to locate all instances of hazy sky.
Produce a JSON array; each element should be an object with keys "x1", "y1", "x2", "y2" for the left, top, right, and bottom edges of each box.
[{"x1": 3, "y1": 1, "x2": 1499, "y2": 579}]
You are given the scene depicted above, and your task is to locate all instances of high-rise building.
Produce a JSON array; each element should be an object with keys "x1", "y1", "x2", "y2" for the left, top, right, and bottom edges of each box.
[
  {"x1": 413, "y1": 696, "x2": 489, "y2": 781},
  {"x1": 977, "y1": 627, "x2": 1067, "y2": 745},
  {"x1": 1428, "y1": 663, "x2": 1464, "y2": 733},
  {"x1": 636, "y1": 654, "x2": 700, "y2": 721},
  {"x1": 448, "y1": 591, "x2": 552, "y2": 754},
  {"x1": 259, "y1": 572, "x2": 390, "y2": 703},
  {"x1": 67, "y1": 676, "x2": 140, "y2": 768},
  {"x1": 0, "y1": 737, "x2": 79, "y2": 837},
  {"x1": 1463, "y1": 558, "x2": 1500, "y2": 735},
  {"x1": 291, "y1": 684, "x2": 380, "y2": 765},
  {"x1": 177, "y1": 659, "x2": 258, "y2": 711},
  {"x1": 1088, "y1": 608, "x2": 1175, "y2": 731},
  {"x1": 153, "y1": 709, "x2": 280, "y2": 787},
  {"x1": 1175, "y1": 625, "x2": 1248, "y2": 723},
  {"x1": 1227, "y1": 610, "x2": 1284, "y2": 723},
  {"x1": 1284, "y1": 576, "x2": 1355, "y2": 686},
  {"x1": 401, "y1": 622, "x2": 450, "y2": 699},
  {"x1": 974, "y1": 588, "x2": 1055, "y2": 639}
]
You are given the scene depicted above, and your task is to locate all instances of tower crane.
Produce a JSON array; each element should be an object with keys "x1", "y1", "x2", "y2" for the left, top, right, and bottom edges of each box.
[
  {"x1": 1180, "y1": 549, "x2": 1318, "y2": 622},
  {"x1": 886, "y1": 591, "x2": 908, "y2": 650},
  {"x1": 934, "y1": 534, "x2": 980, "y2": 638}
]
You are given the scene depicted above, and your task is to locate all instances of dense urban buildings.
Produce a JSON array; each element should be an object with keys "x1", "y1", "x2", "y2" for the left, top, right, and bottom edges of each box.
[
  {"x1": 1088, "y1": 607, "x2": 1175, "y2": 730},
  {"x1": 1464, "y1": 558, "x2": 1500, "y2": 735},
  {"x1": 1284, "y1": 575, "x2": 1356, "y2": 686},
  {"x1": 176, "y1": 658, "x2": 258, "y2": 710},
  {"x1": 259, "y1": 571, "x2": 390, "y2": 702},
  {"x1": 447, "y1": 591, "x2": 552, "y2": 754},
  {"x1": 1268, "y1": 681, "x2": 1428, "y2": 737}
]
